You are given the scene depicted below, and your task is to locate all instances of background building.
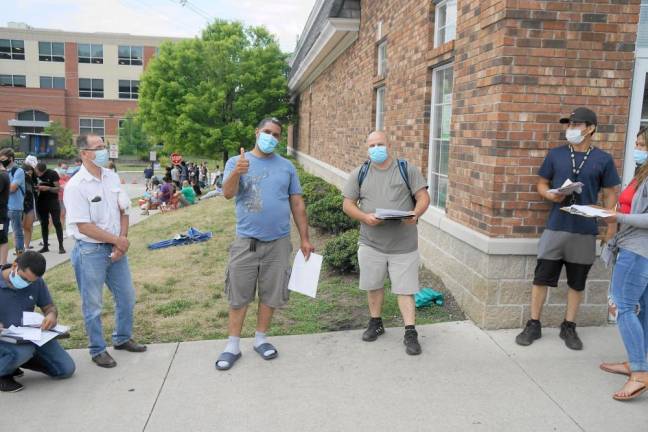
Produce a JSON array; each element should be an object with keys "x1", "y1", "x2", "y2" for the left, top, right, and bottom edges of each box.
[
  {"x1": 288, "y1": 0, "x2": 646, "y2": 328},
  {"x1": 0, "y1": 22, "x2": 184, "y2": 156}
]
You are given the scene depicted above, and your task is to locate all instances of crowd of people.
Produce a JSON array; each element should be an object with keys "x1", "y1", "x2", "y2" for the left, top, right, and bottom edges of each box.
[{"x1": 2, "y1": 111, "x2": 648, "y2": 404}]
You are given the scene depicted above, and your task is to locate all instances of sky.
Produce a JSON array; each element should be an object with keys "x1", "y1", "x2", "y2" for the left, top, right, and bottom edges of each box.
[{"x1": 5, "y1": 0, "x2": 318, "y2": 52}]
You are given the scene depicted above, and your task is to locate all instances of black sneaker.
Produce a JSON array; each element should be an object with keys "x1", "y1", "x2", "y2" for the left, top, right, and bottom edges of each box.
[
  {"x1": 59, "y1": 245, "x2": 66, "y2": 254},
  {"x1": 404, "y1": 329, "x2": 422, "y2": 355},
  {"x1": 362, "y1": 318, "x2": 385, "y2": 342},
  {"x1": 37, "y1": 246, "x2": 49, "y2": 253},
  {"x1": 0, "y1": 375, "x2": 24, "y2": 392},
  {"x1": 515, "y1": 320, "x2": 542, "y2": 346},
  {"x1": 12, "y1": 368, "x2": 23, "y2": 378},
  {"x1": 560, "y1": 320, "x2": 583, "y2": 350}
]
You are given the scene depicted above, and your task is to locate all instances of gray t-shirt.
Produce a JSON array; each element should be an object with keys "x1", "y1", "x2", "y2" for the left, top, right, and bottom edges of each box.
[{"x1": 343, "y1": 159, "x2": 428, "y2": 254}]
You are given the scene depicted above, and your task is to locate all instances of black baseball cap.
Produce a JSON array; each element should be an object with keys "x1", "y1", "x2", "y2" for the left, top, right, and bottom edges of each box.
[{"x1": 559, "y1": 107, "x2": 597, "y2": 126}]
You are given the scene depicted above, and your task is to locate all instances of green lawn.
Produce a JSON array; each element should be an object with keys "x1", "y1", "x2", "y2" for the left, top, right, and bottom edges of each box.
[{"x1": 45, "y1": 197, "x2": 463, "y2": 350}]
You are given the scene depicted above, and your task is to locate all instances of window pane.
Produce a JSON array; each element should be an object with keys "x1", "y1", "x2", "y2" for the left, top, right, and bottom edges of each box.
[
  {"x1": 79, "y1": 78, "x2": 90, "y2": 91},
  {"x1": 438, "y1": 177, "x2": 448, "y2": 208},
  {"x1": 119, "y1": 80, "x2": 130, "y2": 93},
  {"x1": 118, "y1": 45, "x2": 130, "y2": 58},
  {"x1": 52, "y1": 42, "x2": 64, "y2": 56},
  {"x1": 92, "y1": 119, "x2": 104, "y2": 127},
  {"x1": 438, "y1": 4, "x2": 447, "y2": 29},
  {"x1": 12, "y1": 40, "x2": 24, "y2": 53},
  {"x1": 131, "y1": 46, "x2": 143, "y2": 64},
  {"x1": 93, "y1": 79, "x2": 103, "y2": 91},
  {"x1": 53, "y1": 77, "x2": 65, "y2": 89},
  {"x1": 439, "y1": 140, "x2": 449, "y2": 175},
  {"x1": 430, "y1": 174, "x2": 439, "y2": 207},
  {"x1": 0, "y1": 40, "x2": 9, "y2": 51},
  {"x1": 78, "y1": 43, "x2": 90, "y2": 57},
  {"x1": 0, "y1": 75, "x2": 12, "y2": 86},
  {"x1": 80, "y1": 118, "x2": 91, "y2": 127},
  {"x1": 34, "y1": 111, "x2": 49, "y2": 121},
  {"x1": 95, "y1": 127, "x2": 105, "y2": 137},
  {"x1": 91, "y1": 44, "x2": 103, "y2": 58},
  {"x1": 39, "y1": 41, "x2": 51, "y2": 55},
  {"x1": 13, "y1": 75, "x2": 25, "y2": 87},
  {"x1": 132, "y1": 80, "x2": 139, "y2": 95},
  {"x1": 80, "y1": 127, "x2": 91, "y2": 135},
  {"x1": 40, "y1": 76, "x2": 51, "y2": 88}
]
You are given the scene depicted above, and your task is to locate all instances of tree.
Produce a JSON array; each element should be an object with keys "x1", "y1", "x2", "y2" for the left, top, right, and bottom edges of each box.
[
  {"x1": 118, "y1": 111, "x2": 150, "y2": 159},
  {"x1": 44, "y1": 121, "x2": 76, "y2": 159},
  {"x1": 138, "y1": 20, "x2": 290, "y2": 162}
]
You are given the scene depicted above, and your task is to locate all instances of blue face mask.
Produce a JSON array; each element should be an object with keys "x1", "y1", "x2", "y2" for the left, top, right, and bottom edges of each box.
[
  {"x1": 368, "y1": 145, "x2": 388, "y2": 164},
  {"x1": 257, "y1": 133, "x2": 278, "y2": 154},
  {"x1": 634, "y1": 149, "x2": 648, "y2": 166},
  {"x1": 92, "y1": 149, "x2": 109, "y2": 168},
  {"x1": 66, "y1": 166, "x2": 80, "y2": 175},
  {"x1": 10, "y1": 271, "x2": 31, "y2": 290}
]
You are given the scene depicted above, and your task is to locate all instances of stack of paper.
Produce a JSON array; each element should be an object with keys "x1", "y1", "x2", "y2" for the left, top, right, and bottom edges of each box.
[
  {"x1": 548, "y1": 179, "x2": 584, "y2": 195},
  {"x1": 560, "y1": 205, "x2": 613, "y2": 218},
  {"x1": 375, "y1": 208, "x2": 416, "y2": 220},
  {"x1": 288, "y1": 250, "x2": 323, "y2": 299},
  {"x1": 0, "y1": 312, "x2": 71, "y2": 346}
]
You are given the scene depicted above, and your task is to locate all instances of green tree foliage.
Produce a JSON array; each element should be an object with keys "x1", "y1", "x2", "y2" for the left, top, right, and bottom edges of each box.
[
  {"x1": 138, "y1": 20, "x2": 290, "y2": 161},
  {"x1": 44, "y1": 121, "x2": 76, "y2": 159},
  {"x1": 118, "y1": 111, "x2": 150, "y2": 158}
]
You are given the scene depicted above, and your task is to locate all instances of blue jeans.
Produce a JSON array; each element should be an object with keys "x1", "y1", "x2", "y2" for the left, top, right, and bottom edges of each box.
[
  {"x1": 0, "y1": 339, "x2": 75, "y2": 378},
  {"x1": 611, "y1": 248, "x2": 648, "y2": 372},
  {"x1": 8, "y1": 209, "x2": 23, "y2": 252},
  {"x1": 71, "y1": 241, "x2": 135, "y2": 357}
]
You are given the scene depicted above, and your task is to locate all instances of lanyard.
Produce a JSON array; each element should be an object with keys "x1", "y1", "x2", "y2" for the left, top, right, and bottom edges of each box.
[{"x1": 569, "y1": 145, "x2": 592, "y2": 178}]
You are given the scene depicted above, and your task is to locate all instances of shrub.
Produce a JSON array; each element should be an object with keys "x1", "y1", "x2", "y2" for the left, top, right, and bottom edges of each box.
[
  {"x1": 307, "y1": 192, "x2": 358, "y2": 234},
  {"x1": 323, "y1": 229, "x2": 360, "y2": 273},
  {"x1": 301, "y1": 177, "x2": 337, "y2": 206}
]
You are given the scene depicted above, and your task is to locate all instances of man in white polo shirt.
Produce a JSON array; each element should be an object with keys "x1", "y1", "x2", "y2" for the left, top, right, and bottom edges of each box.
[{"x1": 64, "y1": 134, "x2": 146, "y2": 368}]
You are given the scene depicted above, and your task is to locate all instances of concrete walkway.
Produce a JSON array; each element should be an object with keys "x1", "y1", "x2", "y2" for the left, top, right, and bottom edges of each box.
[{"x1": 2, "y1": 321, "x2": 645, "y2": 432}]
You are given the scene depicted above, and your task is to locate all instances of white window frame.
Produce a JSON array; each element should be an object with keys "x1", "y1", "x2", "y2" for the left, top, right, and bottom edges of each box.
[
  {"x1": 78, "y1": 78, "x2": 104, "y2": 99},
  {"x1": 118, "y1": 45, "x2": 143, "y2": 66},
  {"x1": 377, "y1": 40, "x2": 387, "y2": 77},
  {"x1": 78, "y1": 43, "x2": 103, "y2": 64},
  {"x1": 375, "y1": 86, "x2": 385, "y2": 131},
  {"x1": 0, "y1": 74, "x2": 26, "y2": 87},
  {"x1": 118, "y1": 79, "x2": 139, "y2": 99},
  {"x1": 428, "y1": 63, "x2": 454, "y2": 209},
  {"x1": 79, "y1": 118, "x2": 105, "y2": 139},
  {"x1": 0, "y1": 39, "x2": 25, "y2": 60},
  {"x1": 434, "y1": 0, "x2": 457, "y2": 48},
  {"x1": 40, "y1": 76, "x2": 65, "y2": 89},
  {"x1": 38, "y1": 41, "x2": 65, "y2": 62}
]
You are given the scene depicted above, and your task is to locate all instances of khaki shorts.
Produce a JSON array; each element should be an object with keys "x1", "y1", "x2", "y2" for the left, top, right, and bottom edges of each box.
[
  {"x1": 358, "y1": 244, "x2": 420, "y2": 295},
  {"x1": 225, "y1": 236, "x2": 292, "y2": 308}
]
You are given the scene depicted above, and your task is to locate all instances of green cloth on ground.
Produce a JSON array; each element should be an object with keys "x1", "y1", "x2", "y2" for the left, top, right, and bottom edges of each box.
[
  {"x1": 181, "y1": 186, "x2": 196, "y2": 204},
  {"x1": 415, "y1": 288, "x2": 444, "y2": 308}
]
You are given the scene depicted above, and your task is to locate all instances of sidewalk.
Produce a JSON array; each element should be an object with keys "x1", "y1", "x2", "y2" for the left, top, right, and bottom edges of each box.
[{"x1": 2, "y1": 321, "x2": 645, "y2": 432}]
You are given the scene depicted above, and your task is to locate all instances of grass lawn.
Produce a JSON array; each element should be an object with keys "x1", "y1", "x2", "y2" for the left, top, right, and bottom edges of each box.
[{"x1": 46, "y1": 197, "x2": 463, "y2": 350}]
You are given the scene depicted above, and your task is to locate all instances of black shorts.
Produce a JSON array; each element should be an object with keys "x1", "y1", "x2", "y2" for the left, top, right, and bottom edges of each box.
[
  {"x1": 0, "y1": 217, "x2": 8, "y2": 245},
  {"x1": 533, "y1": 259, "x2": 592, "y2": 292}
]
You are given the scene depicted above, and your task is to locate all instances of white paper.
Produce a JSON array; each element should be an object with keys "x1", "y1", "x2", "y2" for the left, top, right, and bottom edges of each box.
[
  {"x1": 375, "y1": 208, "x2": 416, "y2": 220},
  {"x1": 22, "y1": 311, "x2": 44, "y2": 327},
  {"x1": 32, "y1": 330, "x2": 59, "y2": 347},
  {"x1": 561, "y1": 205, "x2": 613, "y2": 218},
  {"x1": 288, "y1": 251, "x2": 323, "y2": 299},
  {"x1": 548, "y1": 179, "x2": 584, "y2": 195},
  {"x1": 2, "y1": 325, "x2": 42, "y2": 341}
]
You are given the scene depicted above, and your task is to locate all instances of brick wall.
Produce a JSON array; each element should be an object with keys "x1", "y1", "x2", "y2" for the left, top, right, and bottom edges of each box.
[{"x1": 294, "y1": 0, "x2": 641, "y2": 239}]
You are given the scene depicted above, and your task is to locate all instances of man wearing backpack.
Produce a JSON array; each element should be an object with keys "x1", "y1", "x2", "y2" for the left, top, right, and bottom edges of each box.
[
  {"x1": 0, "y1": 149, "x2": 25, "y2": 256},
  {"x1": 342, "y1": 131, "x2": 430, "y2": 355}
]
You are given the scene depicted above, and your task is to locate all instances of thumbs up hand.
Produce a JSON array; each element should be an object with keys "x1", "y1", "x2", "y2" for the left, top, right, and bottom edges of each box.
[{"x1": 235, "y1": 147, "x2": 249, "y2": 175}]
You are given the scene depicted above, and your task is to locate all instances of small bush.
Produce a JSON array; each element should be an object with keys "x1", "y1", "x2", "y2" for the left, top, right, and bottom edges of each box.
[
  {"x1": 302, "y1": 178, "x2": 337, "y2": 206},
  {"x1": 307, "y1": 192, "x2": 358, "y2": 234},
  {"x1": 323, "y1": 229, "x2": 360, "y2": 273}
]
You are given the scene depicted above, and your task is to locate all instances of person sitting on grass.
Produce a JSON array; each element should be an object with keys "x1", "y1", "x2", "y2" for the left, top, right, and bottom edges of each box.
[
  {"x1": 171, "y1": 182, "x2": 191, "y2": 208},
  {"x1": 140, "y1": 179, "x2": 161, "y2": 215},
  {"x1": 0, "y1": 251, "x2": 75, "y2": 393},
  {"x1": 181, "y1": 180, "x2": 196, "y2": 205},
  {"x1": 159, "y1": 176, "x2": 174, "y2": 212}
]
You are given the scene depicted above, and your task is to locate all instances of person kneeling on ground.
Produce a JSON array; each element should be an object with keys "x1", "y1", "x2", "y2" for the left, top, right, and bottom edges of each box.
[
  {"x1": 181, "y1": 180, "x2": 196, "y2": 205},
  {"x1": 0, "y1": 251, "x2": 76, "y2": 392}
]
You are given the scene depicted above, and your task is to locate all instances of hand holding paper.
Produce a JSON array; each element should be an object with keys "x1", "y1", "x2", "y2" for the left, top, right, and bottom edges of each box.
[
  {"x1": 288, "y1": 250, "x2": 323, "y2": 299},
  {"x1": 548, "y1": 179, "x2": 584, "y2": 196}
]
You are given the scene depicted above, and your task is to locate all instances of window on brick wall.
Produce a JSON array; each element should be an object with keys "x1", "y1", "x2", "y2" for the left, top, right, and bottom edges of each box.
[
  {"x1": 78, "y1": 44, "x2": 103, "y2": 64},
  {"x1": 40, "y1": 76, "x2": 65, "y2": 89},
  {"x1": 118, "y1": 45, "x2": 143, "y2": 65},
  {"x1": 0, "y1": 74, "x2": 26, "y2": 87},
  {"x1": 375, "y1": 86, "x2": 385, "y2": 130},
  {"x1": 118, "y1": 80, "x2": 139, "y2": 99},
  {"x1": 434, "y1": 0, "x2": 457, "y2": 48},
  {"x1": 0, "y1": 39, "x2": 25, "y2": 60},
  {"x1": 377, "y1": 40, "x2": 387, "y2": 77},
  {"x1": 39, "y1": 42, "x2": 65, "y2": 62},
  {"x1": 428, "y1": 64, "x2": 453, "y2": 208},
  {"x1": 80, "y1": 118, "x2": 105, "y2": 140},
  {"x1": 79, "y1": 78, "x2": 104, "y2": 98}
]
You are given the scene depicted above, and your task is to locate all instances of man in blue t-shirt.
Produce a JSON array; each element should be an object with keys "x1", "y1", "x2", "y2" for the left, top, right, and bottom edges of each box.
[
  {"x1": 215, "y1": 117, "x2": 314, "y2": 371},
  {"x1": 516, "y1": 108, "x2": 620, "y2": 350},
  {"x1": 0, "y1": 251, "x2": 75, "y2": 392},
  {"x1": 0, "y1": 148, "x2": 25, "y2": 255}
]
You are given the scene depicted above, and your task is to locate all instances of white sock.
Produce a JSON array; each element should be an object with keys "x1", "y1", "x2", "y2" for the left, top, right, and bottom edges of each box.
[
  {"x1": 216, "y1": 336, "x2": 240, "y2": 368},
  {"x1": 254, "y1": 331, "x2": 276, "y2": 356}
]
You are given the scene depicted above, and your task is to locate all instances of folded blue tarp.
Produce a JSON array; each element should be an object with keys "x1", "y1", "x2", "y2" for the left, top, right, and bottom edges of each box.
[
  {"x1": 148, "y1": 227, "x2": 213, "y2": 250},
  {"x1": 415, "y1": 288, "x2": 445, "y2": 308}
]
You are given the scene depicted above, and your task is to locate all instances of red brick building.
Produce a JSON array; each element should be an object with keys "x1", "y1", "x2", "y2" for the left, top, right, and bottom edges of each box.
[
  {"x1": 288, "y1": 0, "x2": 646, "y2": 328},
  {"x1": 0, "y1": 22, "x2": 184, "y2": 156}
]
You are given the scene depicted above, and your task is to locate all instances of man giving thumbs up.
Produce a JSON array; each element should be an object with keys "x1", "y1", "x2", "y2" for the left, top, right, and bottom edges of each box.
[{"x1": 217, "y1": 117, "x2": 314, "y2": 371}]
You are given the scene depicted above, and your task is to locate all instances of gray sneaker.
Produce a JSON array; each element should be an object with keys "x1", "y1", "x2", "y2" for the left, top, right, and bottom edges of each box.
[{"x1": 92, "y1": 351, "x2": 117, "y2": 368}]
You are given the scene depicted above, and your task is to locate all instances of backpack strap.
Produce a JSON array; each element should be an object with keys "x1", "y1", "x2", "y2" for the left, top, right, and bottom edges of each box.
[
  {"x1": 357, "y1": 160, "x2": 371, "y2": 189},
  {"x1": 397, "y1": 159, "x2": 413, "y2": 197},
  {"x1": 9, "y1": 166, "x2": 24, "y2": 195}
]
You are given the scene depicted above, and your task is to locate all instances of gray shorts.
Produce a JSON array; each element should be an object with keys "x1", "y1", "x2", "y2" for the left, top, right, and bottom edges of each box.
[
  {"x1": 225, "y1": 236, "x2": 292, "y2": 308},
  {"x1": 537, "y1": 229, "x2": 596, "y2": 265},
  {"x1": 358, "y1": 244, "x2": 420, "y2": 295}
]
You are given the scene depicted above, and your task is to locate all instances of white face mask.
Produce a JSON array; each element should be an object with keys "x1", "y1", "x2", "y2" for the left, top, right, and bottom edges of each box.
[{"x1": 566, "y1": 128, "x2": 585, "y2": 145}]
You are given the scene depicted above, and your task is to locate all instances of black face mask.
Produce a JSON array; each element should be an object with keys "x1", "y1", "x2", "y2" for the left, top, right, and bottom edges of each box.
[{"x1": 0, "y1": 159, "x2": 10, "y2": 168}]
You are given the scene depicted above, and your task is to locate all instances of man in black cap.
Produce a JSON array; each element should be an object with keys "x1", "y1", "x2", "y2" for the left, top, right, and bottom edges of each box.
[{"x1": 516, "y1": 107, "x2": 620, "y2": 350}]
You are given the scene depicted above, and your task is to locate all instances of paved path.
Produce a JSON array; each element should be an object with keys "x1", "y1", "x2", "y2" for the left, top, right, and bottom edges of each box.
[{"x1": 2, "y1": 321, "x2": 645, "y2": 432}]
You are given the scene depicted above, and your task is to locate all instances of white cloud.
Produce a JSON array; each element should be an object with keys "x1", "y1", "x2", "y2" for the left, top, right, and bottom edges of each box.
[{"x1": 6, "y1": 0, "x2": 318, "y2": 51}]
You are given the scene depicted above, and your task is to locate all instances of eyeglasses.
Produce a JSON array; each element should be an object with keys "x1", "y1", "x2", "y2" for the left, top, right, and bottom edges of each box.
[{"x1": 81, "y1": 146, "x2": 107, "y2": 152}]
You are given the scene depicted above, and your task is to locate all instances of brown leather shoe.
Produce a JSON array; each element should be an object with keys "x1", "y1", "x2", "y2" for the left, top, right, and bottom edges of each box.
[
  {"x1": 114, "y1": 339, "x2": 147, "y2": 353},
  {"x1": 92, "y1": 352, "x2": 117, "y2": 368}
]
